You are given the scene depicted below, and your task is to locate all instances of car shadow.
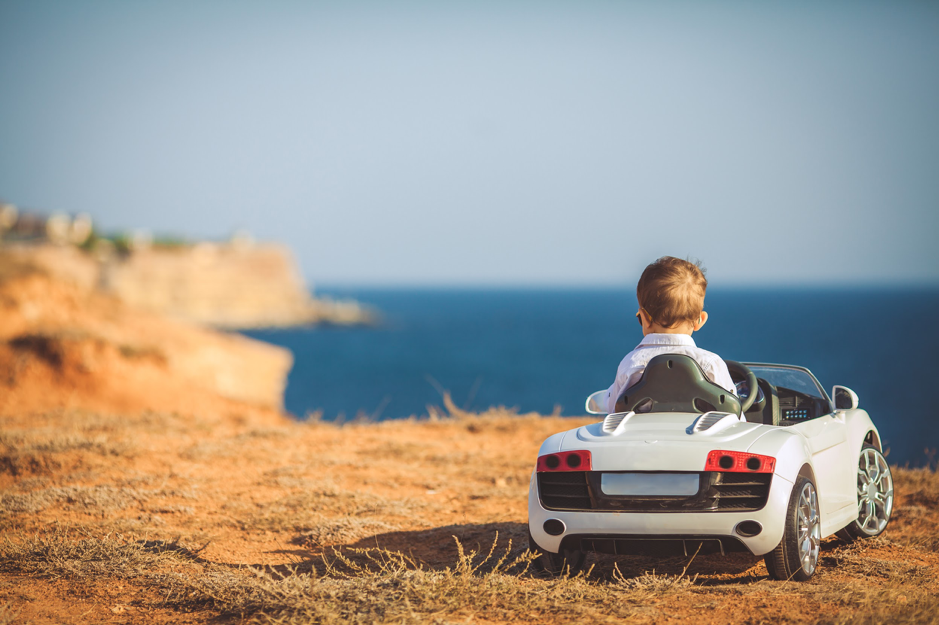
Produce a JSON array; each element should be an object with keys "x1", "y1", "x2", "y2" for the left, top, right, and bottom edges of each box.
[
  {"x1": 139, "y1": 523, "x2": 851, "y2": 585},
  {"x1": 269, "y1": 521, "x2": 768, "y2": 582}
]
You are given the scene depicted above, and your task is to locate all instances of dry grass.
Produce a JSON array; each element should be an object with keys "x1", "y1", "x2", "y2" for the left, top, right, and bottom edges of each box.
[
  {"x1": 2, "y1": 526, "x2": 938, "y2": 625},
  {"x1": 297, "y1": 517, "x2": 400, "y2": 546},
  {"x1": 1, "y1": 407, "x2": 938, "y2": 624},
  {"x1": 0, "y1": 430, "x2": 134, "y2": 477},
  {"x1": 0, "y1": 485, "x2": 150, "y2": 516},
  {"x1": 0, "y1": 527, "x2": 194, "y2": 581},
  {"x1": 0, "y1": 602, "x2": 19, "y2": 625}
]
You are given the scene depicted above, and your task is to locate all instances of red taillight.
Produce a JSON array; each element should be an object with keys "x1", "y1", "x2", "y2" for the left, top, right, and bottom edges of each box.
[
  {"x1": 705, "y1": 450, "x2": 776, "y2": 473},
  {"x1": 537, "y1": 450, "x2": 592, "y2": 472}
]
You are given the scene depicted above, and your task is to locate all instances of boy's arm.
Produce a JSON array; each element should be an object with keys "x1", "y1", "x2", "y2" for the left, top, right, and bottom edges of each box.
[
  {"x1": 706, "y1": 359, "x2": 737, "y2": 396},
  {"x1": 605, "y1": 381, "x2": 619, "y2": 414},
  {"x1": 606, "y1": 369, "x2": 643, "y2": 413}
]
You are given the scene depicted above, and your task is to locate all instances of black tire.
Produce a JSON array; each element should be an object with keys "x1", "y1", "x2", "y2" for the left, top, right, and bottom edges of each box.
[
  {"x1": 527, "y1": 528, "x2": 585, "y2": 576},
  {"x1": 836, "y1": 444, "x2": 894, "y2": 542},
  {"x1": 765, "y1": 475, "x2": 821, "y2": 581}
]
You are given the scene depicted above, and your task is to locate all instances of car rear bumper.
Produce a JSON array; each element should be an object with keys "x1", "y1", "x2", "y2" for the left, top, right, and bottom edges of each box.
[{"x1": 527, "y1": 470, "x2": 793, "y2": 556}]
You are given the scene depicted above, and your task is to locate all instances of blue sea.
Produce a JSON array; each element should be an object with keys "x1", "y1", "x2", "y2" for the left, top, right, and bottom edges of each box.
[{"x1": 244, "y1": 287, "x2": 939, "y2": 467}]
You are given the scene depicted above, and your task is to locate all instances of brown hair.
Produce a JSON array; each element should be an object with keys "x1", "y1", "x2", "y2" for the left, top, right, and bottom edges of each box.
[{"x1": 636, "y1": 256, "x2": 708, "y2": 328}]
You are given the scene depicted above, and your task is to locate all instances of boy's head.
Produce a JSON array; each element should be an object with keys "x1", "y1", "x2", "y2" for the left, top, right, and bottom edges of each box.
[{"x1": 636, "y1": 256, "x2": 708, "y2": 333}]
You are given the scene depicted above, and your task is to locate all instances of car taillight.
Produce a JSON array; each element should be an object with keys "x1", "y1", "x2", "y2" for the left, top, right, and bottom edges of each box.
[
  {"x1": 537, "y1": 450, "x2": 592, "y2": 472},
  {"x1": 705, "y1": 450, "x2": 776, "y2": 473}
]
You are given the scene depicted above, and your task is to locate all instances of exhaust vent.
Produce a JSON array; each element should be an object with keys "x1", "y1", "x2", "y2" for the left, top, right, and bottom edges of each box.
[
  {"x1": 735, "y1": 521, "x2": 763, "y2": 537},
  {"x1": 543, "y1": 519, "x2": 566, "y2": 536},
  {"x1": 690, "y1": 411, "x2": 738, "y2": 434},
  {"x1": 602, "y1": 411, "x2": 635, "y2": 435}
]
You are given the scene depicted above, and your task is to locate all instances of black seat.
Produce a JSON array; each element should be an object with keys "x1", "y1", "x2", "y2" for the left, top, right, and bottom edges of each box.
[{"x1": 613, "y1": 354, "x2": 742, "y2": 415}]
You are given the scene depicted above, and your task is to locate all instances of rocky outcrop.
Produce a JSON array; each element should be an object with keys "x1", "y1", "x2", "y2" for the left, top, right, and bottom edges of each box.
[
  {"x1": 1, "y1": 243, "x2": 374, "y2": 329},
  {"x1": 0, "y1": 258, "x2": 293, "y2": 411},
  {"x1": 103, "y1": 243, "x2": 324, "y2": 328}
]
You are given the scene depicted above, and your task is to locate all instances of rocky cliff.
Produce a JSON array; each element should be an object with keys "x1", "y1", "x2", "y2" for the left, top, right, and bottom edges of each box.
[
  {"x1": 2, "y1": 242, "x2": 374, "y2": 329},
  {"x1": 0, "y1": 254, "x2": 293, "y2": 411}
]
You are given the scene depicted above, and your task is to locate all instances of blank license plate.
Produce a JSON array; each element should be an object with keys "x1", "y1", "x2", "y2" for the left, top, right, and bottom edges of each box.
[{"x1": 600, "y1": 473, "x2": 700, "y2": 497}]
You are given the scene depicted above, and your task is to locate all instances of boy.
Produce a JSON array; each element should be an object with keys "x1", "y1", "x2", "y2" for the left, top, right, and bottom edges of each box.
[{"x1": 606, "y1": 256, "x2": 735, "y2": 413}]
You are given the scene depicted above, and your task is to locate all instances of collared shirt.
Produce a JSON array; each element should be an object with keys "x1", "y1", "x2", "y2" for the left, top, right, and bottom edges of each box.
[{"x1": 605, "y1": 333, "x2": 736, "y2": 413}]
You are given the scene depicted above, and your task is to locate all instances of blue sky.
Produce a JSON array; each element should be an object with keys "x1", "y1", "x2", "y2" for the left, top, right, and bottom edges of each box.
[{"x1": 1, "y1": 1, "x2": 937, "y2": 286}]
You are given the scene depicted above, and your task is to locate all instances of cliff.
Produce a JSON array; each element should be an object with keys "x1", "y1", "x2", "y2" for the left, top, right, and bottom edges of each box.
[
  {"x1": 0, "y1": 254, "x2": 293, "y2": 411},
  {"x1": 1, "y1": 242, "x2": 374, "y2": 329}
]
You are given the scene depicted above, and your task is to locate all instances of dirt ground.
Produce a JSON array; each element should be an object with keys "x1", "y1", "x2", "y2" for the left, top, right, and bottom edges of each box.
[
  {"x1": 1, "y1": 258, "x2": 937, "y2": 624},
  {"x1": 1, "y1": 399, "x2": 938, "y2": 624}
]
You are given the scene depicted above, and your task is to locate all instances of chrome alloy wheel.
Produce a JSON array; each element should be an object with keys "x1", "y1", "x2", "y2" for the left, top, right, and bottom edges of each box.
[
  {"x1": 856, "y1": 448, "x2": 894, "y2": 535},
  {"x1": 797, "y1": 482, "x2": 821, "y2": 576}
]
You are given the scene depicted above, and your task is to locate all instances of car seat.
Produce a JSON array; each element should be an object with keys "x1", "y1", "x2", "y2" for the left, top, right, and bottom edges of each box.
[{"x1": 613, "y1": 354, "x2": 742, "y2": 415}]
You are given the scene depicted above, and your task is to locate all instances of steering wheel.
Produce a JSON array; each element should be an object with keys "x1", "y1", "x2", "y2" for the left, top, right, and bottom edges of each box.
[{"x1": 724, "y1": 360, "x2": 758, "y2": 414}]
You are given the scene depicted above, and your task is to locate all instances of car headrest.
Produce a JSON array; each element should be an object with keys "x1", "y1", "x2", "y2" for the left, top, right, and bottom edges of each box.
[{"x1": 613, "y1": 354, "x2": 742, "y2": 415}]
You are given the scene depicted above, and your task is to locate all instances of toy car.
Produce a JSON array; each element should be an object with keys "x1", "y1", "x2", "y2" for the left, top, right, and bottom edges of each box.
[{"x1": 527, "y1": 355, "x2": 893, "y2": 581}]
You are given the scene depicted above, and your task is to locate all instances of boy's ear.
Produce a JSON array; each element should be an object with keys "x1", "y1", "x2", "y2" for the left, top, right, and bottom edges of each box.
[{"x1": 694, "y1": 311, "x2": 709, "y2": 331}]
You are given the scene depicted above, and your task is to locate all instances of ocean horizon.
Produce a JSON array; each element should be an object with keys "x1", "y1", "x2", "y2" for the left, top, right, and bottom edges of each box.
[{"x1": 244, "y1": 286, "x2": 939, "y2": 467}]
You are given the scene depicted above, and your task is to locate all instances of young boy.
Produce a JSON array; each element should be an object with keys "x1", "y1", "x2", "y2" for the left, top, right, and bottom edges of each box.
[{"x1": 606, "y1": 256, "x2": 735, "y2": 413}]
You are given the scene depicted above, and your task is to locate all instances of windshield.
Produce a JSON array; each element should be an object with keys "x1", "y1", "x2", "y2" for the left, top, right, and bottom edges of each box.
[{"x1": 745, "y1": 364, "x2": 828, "y2": 402}]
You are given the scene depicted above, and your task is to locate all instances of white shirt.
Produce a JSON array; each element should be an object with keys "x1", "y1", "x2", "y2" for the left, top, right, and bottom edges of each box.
[{"x1": 605, "y1": 333, "x2": 736, "y2": 413}]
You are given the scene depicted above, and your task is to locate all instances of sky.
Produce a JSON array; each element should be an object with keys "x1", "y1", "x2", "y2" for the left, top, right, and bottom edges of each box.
[{"x1": 1, "y1": 1, "x2": 937, "y2": 287}]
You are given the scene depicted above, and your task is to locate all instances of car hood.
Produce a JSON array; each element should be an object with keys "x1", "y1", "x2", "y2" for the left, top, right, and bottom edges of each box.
[{"x1": 548, "y1": 413, "x2": 772, "y2": 472}]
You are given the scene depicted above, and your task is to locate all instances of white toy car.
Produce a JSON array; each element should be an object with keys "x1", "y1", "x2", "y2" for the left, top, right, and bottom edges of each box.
[{"x1": 527, "y1": 355, "x2": 893, "y2": 581}]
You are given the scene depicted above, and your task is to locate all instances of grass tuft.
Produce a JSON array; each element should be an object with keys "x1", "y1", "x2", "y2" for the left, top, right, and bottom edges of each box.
[
  {"x1": 0, "y1": 485, "x2": 150, "y2": 516},
  {"x1": 0, "y1": 527, "x2": 192, "y2": 581}
]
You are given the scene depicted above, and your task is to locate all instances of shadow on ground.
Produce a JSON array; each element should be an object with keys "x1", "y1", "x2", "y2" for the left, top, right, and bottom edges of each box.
[{"x1": 263, "y1": 521, "x2": 806, "y2": 582}]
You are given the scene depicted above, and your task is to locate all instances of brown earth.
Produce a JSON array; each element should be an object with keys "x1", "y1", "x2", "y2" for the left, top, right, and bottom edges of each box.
[
  {"x1": 0, "y1": 255, "x2": 292, "y2": 412},
  {"x1": 0, "y1": 261, "x2": 937, "y2": 624}
]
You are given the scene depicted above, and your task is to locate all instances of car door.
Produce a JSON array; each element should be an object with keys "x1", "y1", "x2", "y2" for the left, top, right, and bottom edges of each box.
[{"x1": 792, "y1": 413, "x2": 854, "y2": 515}]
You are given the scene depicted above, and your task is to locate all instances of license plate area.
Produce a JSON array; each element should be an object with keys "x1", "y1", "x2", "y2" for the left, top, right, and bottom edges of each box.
[{"x1": 600, "y1": 472, "x2": 701, "y2": 497}]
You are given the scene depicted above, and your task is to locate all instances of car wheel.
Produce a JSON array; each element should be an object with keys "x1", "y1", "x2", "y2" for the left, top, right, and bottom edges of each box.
[
  {"x1": 764, "y1": 475, "x2": 821, "y2": 581},
  {"x1": 527, "y1": 528, "x2": 585, "y2": 576},
  {"x1": 836, "y1": 444, "x2": 894, "y2": 542}
]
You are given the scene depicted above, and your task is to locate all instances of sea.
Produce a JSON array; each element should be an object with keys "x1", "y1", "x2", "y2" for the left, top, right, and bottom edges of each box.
[{"x1": 243, "y1": 287, "x2": 939, "y2": 467}]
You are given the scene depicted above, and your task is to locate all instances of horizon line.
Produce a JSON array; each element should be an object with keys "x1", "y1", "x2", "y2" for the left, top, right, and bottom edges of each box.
[{"x1": 311, "y1": 280, "x2": 939, "y2": 291}]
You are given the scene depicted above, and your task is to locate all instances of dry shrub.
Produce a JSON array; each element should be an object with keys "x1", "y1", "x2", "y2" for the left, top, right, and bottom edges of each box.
[{"x1": 614, "y1": 568, "x2": 696, "y2": 594}]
